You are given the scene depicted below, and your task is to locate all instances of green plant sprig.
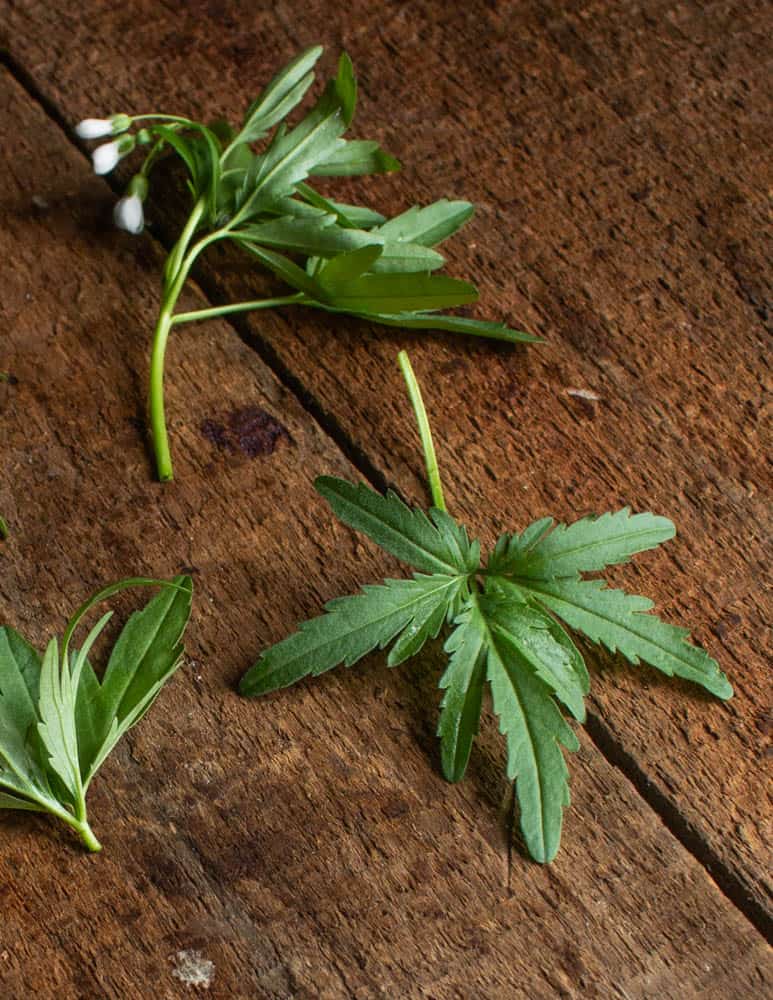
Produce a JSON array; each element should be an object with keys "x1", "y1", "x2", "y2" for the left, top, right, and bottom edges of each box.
[
  {"x1": 75, "y1": 47, "x2": 536, "y2": 482},
  {"x1": 0, "y1": 576, "x2": 193, "y2": 851},
  {"x1": 239, "y1": 351, "x2": 732, "y2": 863}
]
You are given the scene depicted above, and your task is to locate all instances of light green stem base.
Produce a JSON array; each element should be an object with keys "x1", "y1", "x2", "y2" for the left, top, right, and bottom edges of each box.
[
  {"x1": 51, "y1": 803, "x2": 103, "y2": 853},
  {"x1": 397, "y1": 350, "x2": 447, "y2": 511},
  {"x1": 74, "y1": 819, "x2": 102, "y2": 853}
]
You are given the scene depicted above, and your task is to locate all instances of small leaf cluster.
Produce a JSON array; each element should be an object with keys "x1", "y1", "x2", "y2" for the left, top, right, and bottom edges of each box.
[
  {"x1": 157, "y1": 46, "x2": 532, "y2": 337},
  {"x1": 74, "y1": 46, "x2": 537, "y2": 482},
  {"x1": 240, "y1": 479, "x2": 731, "y2": 863},
  {"x1": 99, "y1": 46, "x2": 536, "y2": 343},
  {"x1": 0, "y1": 577, "x2": 192, "y2": 851}
]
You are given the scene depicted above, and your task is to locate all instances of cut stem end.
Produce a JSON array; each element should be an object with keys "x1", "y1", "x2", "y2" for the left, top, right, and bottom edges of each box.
[
  {"x1": 77, "y1": 820, "x2": 103, "y2": 853},
  {"x1": 397, "y1": 350, "x2": 447, "y2": 512}
]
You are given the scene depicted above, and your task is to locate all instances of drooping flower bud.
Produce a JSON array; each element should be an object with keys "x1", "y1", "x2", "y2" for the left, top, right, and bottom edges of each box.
[
  {"x1": 91, "y1": 134, "x2": 135, "y2": 175},
  {"x1": 75, "y1": 114, "x2": 131, "y2": 140},
  {"x1": 127, "y1": 174, "x2": 149, "y2": 201},
  {"x1": 109, "y1": 114, "x2": 131, "y2": 135},
  {"x1": 113, "y1": 194, "x2": 144, "y2": 234},
  {"x1": 76, "y1": 118, "x2": 114, "y2": 140},
  {"x1": 113, "y1": 175, "x2": 148, "y2": 234}
]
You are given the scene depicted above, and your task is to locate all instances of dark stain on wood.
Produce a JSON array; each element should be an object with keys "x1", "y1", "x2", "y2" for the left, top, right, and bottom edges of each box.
[{"x1": 200, "y1": 405, "x2": 290, "y2": 458}]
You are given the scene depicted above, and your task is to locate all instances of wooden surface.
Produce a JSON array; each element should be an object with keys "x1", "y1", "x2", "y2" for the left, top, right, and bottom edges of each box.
[{"x1": 0, "y1": 1, "x2": 771, "y2": 997}]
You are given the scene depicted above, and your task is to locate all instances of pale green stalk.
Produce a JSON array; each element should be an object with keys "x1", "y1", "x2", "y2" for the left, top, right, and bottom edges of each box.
[{"x1": 398, "y1": 350, "x2": 446, "y2": 511}]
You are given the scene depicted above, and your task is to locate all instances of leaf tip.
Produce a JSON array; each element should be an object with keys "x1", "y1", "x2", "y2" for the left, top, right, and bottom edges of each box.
[{"x1": 238, "y1": 665, "x2": 261, "y2": 697}]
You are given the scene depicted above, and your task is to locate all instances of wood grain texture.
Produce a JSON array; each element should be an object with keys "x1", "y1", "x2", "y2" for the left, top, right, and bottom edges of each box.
[
  {"x1": 3, "y1": 0, "x2": 769, "y2": 926},
  {"x1": 0, "y1": 2, "x2": 770, "y2": 997},
  {"x1": 0, "y1": 58, "x2": 768, "y2": 1000}
]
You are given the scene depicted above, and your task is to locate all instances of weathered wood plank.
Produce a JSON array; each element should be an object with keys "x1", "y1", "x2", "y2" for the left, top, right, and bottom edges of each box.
[
  {"x1": 0, "y1": 65, "x2": 770, "y2": 998},
  {"x1": 4, "y1": 0, "x2": 769, "y2": 926}
]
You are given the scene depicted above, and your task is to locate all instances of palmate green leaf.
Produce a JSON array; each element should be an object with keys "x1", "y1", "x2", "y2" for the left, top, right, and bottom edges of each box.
[
  {"x1": 519, "y1": 576, "x2": 732, "y2": 699},
  {"x1": 238, "y1": 352, "x2": 731, "y2": 866},
  {"x1": 237, "y1": 45, "x2": 323, "y2": 144},
  {"x1": 0, "y1": 577, "x2": 193, "y2": 851},
  {"x1": 484, "y1": 610, "x2": 579, "y2": 864},
  {"x1": 491, "y1": 509, "x2": 676, "y2": 578},
  {"x1": 315, "y1": 476, "x2": 479, "y2": 575},
  {"x1": 481, "y1": 587, "x2": 588, "y2": 722},
  {"x1": 240, "y1": 573, "x2": 467, "y2": 697},
  {"x1": 438, "y1": 601, "x2": 487, "y2": 782}
]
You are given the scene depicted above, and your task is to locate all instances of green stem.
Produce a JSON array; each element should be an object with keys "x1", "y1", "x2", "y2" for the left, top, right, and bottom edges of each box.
[
  {"x1": 131, "y1": 113, "x2": 196, "y2": 126},
  {"x1": 397, "y1": 350, "x2": 447, "y2": 512},
  {"x1": 150, "y1": 200, "x2": 225, "y2": 482},
  {"x1": 44, "y1": 798, "x2": 102, "y2": 853},
  {"x1": 76, "y1": 820, "x2": 102, "y2": 853},
  {"x1": 73, "y1": 796, "x2": 101, "y2": 851},
  {"x1": 150, "y1": 306, "x2": 175, "y2": 481},
  {"x1": 172, "y1": 293, "x2": 304, "y2": 326},
  {"x1": 0, "y1": 515, "x2": 8, "y2": 540},
  {"x1": 164, "y1": 196, "x2": 206, "y2": 288}
]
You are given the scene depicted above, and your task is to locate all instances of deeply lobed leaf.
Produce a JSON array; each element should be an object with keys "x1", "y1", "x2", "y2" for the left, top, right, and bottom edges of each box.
[
  {"x1": 466, "y1": 594, "x2": 579, "y2": 863},
  {"x1": 517, "y1": 576, "x2": 732, "y2": 699},
  {"x1": 438, "y1": 602, "x2": 487, "y2": 782},
  {"x1": 315, "y1": 477, "x2": 479, "y2": 575},
  {"x1": 240, "y1": 573, "x2": 467, "y2": 697},
  {"x1": 491, "y1": 509, "x2": 676, "y2": 579},
  {"x1": 481, "y1": 586, "x2": 588, "y2": 722}
]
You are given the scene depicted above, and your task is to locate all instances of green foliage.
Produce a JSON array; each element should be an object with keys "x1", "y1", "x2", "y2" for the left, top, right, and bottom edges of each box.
[
  {"x1": 240, "y1": 359, "x2": 732, "y2": 864},
  {"x1": 76, "y1": 46, "x2": 534, "y2": 480},
  {"x1": 0, "y1": 577, "x2": 193, "y2": 851}
]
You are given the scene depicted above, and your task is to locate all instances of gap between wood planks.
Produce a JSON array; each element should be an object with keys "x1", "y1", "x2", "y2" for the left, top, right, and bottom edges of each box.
[{"x1": 2, "y1": 47, "x2": 769, "y2": 945}]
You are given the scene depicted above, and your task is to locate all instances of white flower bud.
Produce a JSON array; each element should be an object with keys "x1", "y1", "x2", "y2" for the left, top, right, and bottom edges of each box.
[
  {"x1": 92, "y1": 141, "x2": 121, "y2": 174},
  {"x1": 76, "y1": 118, "x2": 115, "y2": 139},
  {"x1": 76, "y1": 114, "x2": 131, "y2": 139},
  {"x1": 91, "y1": 135, "x2": 135, "y2": 176},
  {"x1": 113, "y1": 194, "x2": 144, "y2": 234}
]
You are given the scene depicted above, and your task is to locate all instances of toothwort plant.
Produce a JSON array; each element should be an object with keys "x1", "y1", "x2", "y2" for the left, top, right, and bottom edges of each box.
[{"x1": 75, "y1": 47, "x2": 535, "y2": 482}]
